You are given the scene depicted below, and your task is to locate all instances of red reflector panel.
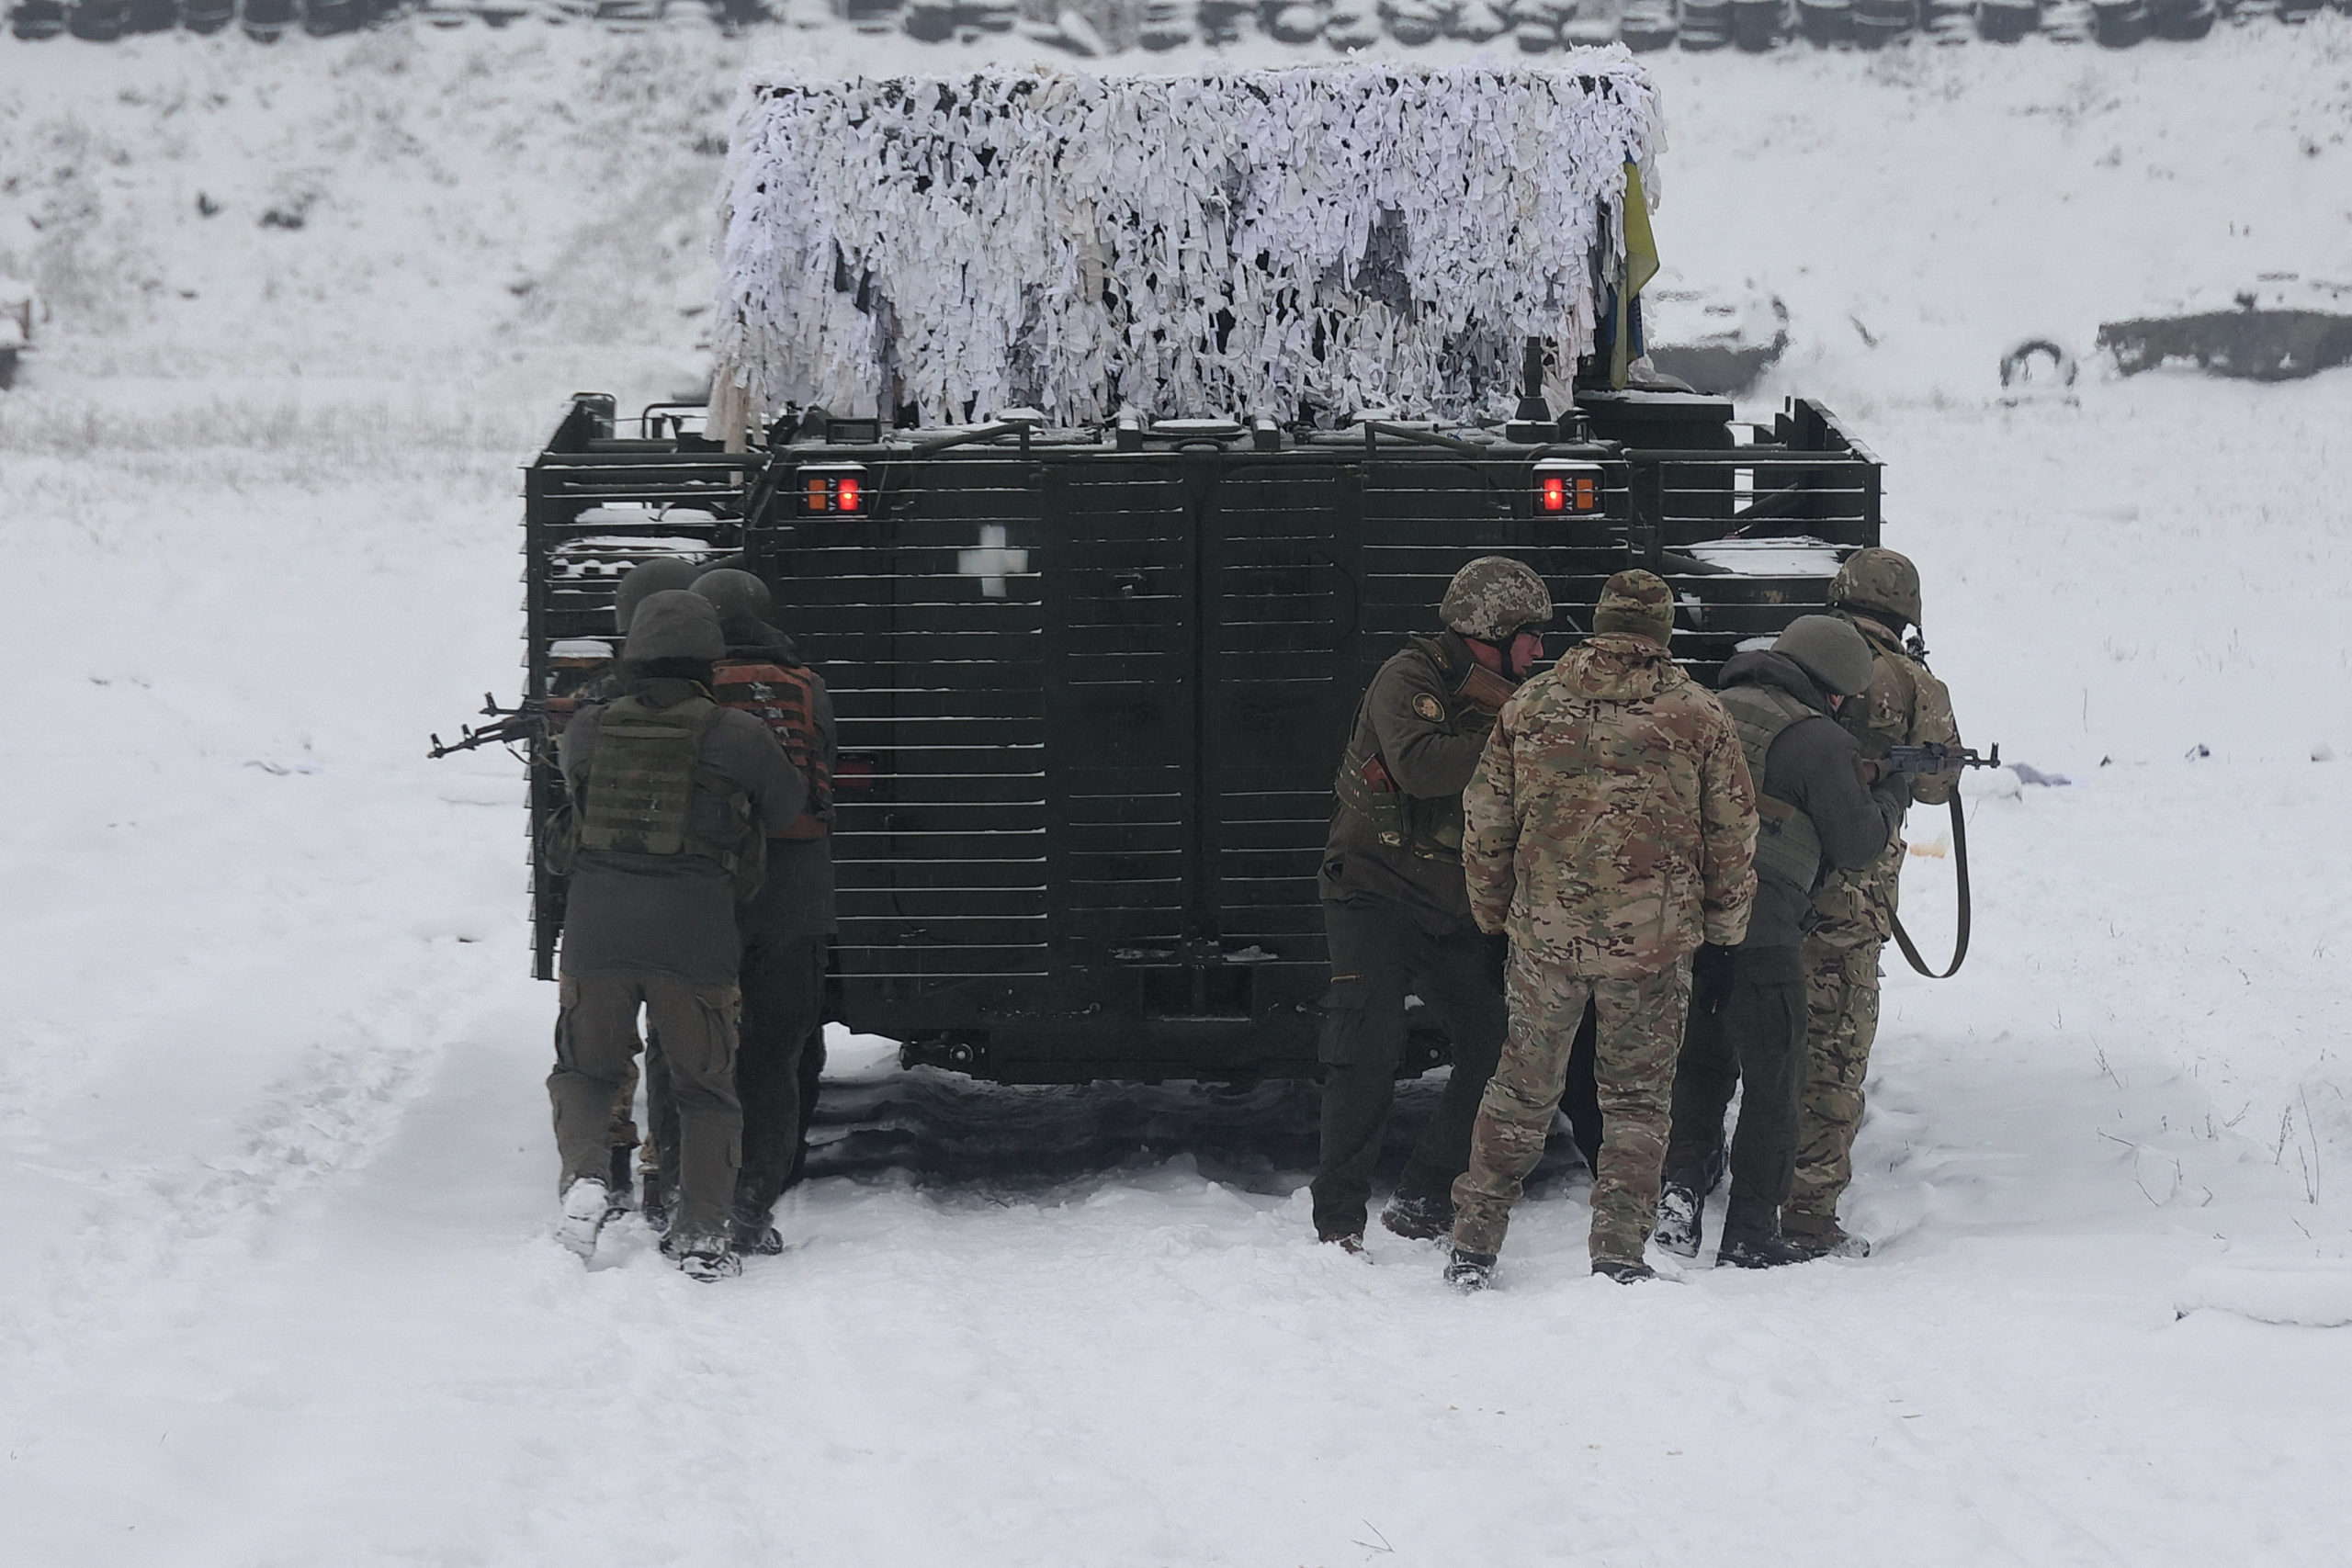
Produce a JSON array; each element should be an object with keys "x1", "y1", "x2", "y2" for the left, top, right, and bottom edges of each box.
[
  {"x1": 1541, "y1": 474, "x2": 1568, "y2": 513},
  {"x1": 836, "y1": 476, "x2": 861, "y2": 513}
]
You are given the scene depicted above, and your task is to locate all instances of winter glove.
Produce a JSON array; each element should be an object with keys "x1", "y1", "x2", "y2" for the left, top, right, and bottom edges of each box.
[{"x1": 1692, "y1": 942, "x2": 1738, "y2": 1012}]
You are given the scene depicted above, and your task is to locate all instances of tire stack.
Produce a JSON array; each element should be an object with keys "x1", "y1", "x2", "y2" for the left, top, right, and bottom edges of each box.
[
  {"x1": 1262, "y1": 0, "x2": 1327, "y2": 39},
  {"x1": 1849, "y1": 0, "x2": 1915, "y2": 43},
  {"x1": 1621, "y1": 0, "x2": 1677, "y2": 45},
  {"x1": 1444, "y1": 0, "x2": 1510, "y2": 38},
  {"x1": 1794, "y1": 0, "x2": 1852, "y2": 40},
  {"x1": 1730, "y1": 0, "x2": 1784, "y2": 46},
  {"x1": 2091, "y1": 0, "x2": 2148, "y2": 41},
  {"x1": 1974, "y1": 0, "x2": 2037, "y2": 39},
  {"x1": 1680, "y1": 0, "x2": 1734, "y2": 45},
  {"x1": 1379, "y1": 0, "x2": 1445, "y2": 41},
  {"x1": 2148, "y1": 0, "x2": 2215, "y2": 35}
]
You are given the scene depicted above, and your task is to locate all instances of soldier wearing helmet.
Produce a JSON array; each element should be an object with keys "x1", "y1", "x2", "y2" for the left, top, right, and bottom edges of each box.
[
  {"x1": 1309, "y1": 556, "x2": 1553, "y2": 1250},
  {"x1": 1445, "y1": 570, "x2": 1758, "y2": 1289},
  {"x1": 1784, "y1": 547, "x2": 1964, "y2": 1258},
  {"x1": 632, "y1": 568, "x2": 839, "y2": 1257},
  {"x1": 1656, "y1": 615, "x2": 1902, "y2": 1270}
]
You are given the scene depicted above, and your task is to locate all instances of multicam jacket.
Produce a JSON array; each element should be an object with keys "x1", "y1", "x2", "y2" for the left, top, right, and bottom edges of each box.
[
  {"x1": 1464, "y1": 633, "x2": 1758, "y2": 979},
  {"x1": 1810, "y1": 611, "x2": 1963, "y2": 948}
]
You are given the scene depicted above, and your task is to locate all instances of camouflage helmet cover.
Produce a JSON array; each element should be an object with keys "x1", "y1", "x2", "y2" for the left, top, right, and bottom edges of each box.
[
  {"x1": 613, "y1": 557, "x2": 704, "y2": 636},
  {"x1": 1440, "y1": 556, "x2": 1553, "y2": 641},
  {"x1": 1829, "y1": 547, "x2": 1924, "y2": 631}
]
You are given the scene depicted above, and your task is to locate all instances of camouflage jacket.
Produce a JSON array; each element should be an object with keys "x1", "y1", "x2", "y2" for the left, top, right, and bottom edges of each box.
[
  {"x1": 1811, "y1": 611, "x2": 1963, "y2": 947},
  {"x1": 1838, "y1": 612, "x2": 1962, "y2": 807},
  {"x1": 1464, "y1": 633, "x2": 1758, "y2": 978}
]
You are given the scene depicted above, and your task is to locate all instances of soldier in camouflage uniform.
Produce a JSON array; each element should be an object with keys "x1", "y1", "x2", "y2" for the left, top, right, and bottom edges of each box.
[
  {"x1": 1446, "y1": 570, "x2": 1758, "y2": 1288},
  {"x1": 1784, "y1": 547, "x2": 1962, "y2": 1258},
  {"x1": 1311, "y1": 557, "x2": 1554, "y2": 1249}
]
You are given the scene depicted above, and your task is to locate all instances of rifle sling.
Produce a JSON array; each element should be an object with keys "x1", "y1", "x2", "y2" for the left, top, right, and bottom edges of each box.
[{"x1": 1890, "y1": 792, "x2": 1969, "y2": 980}]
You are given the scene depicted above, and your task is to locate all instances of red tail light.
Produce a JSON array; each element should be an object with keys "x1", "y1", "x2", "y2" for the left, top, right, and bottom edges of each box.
[
  {"x1": 1532, "y1": 458, "x2": 1604, "y2": 517},
  {"x1": 795, "y1": 464, "x2": 870, "y2": 517}
]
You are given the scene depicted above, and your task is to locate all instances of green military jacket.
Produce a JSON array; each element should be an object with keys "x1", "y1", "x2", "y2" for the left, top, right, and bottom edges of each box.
[
  {"x1": 1320, "y1": 633, "x2": 1503, "y2": 932},
  {"x1": 1463, "y1": 632, "x2": 1758, "y2": 979}
]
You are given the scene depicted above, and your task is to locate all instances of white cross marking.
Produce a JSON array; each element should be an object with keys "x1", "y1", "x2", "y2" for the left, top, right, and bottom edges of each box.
[{"x1": 957, "y1": 525, "x2": 1030, "y2": 599}]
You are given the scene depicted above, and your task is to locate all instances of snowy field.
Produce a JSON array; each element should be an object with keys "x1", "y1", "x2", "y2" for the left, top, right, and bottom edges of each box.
[{"x1": 4, "y1": 21, "x2": 2351, "y2": 1566}]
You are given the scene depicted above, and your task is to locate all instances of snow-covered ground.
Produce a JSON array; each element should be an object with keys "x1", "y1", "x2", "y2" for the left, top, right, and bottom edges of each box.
[{"x1": 3, "y1": 21, "x2": 2349, "y2": 1566}]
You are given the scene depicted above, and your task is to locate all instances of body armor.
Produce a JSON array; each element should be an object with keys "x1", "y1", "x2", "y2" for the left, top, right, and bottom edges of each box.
[
  {"x1": 712, "y1": 660, "x2": 831, "y2": 840},
  {"x1": 577, "y1": 694, "x2": 763, "y2": 893},
  {"x1": 1716, "y1": 682, "x2": 1825, "y2": 901}
]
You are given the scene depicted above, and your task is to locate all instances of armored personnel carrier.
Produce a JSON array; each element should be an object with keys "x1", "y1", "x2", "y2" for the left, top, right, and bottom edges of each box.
[{"x1": 506, "y1": 61, "x2": 1883, "y2": 1087}]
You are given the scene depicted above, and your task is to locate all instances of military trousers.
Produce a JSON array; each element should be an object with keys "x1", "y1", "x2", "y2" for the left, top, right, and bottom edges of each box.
[
  {"x1": 1309, "y1": 897, "x2": 1509, "y2": 1239},
  {"x1": 1786, "y1": 936, "x2": 1882, "y2": 1230},
  {"x1": 648, "y1": 932, "x2": 828, "y2": 1235},
  {"x1": 1452, "y1": 947, "x2": 1693, "y2": 1267},
  {"x1": 550, "y1": 969, "x2": 741, "y2": 1245},
  {"x1": 1663, "y1": 943, "x2": 1806, "y2": 1226}
]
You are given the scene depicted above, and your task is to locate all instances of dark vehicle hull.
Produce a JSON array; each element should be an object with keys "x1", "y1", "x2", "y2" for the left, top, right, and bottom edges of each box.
[{"x1": 520, "y1": 397, "x2": 1880, "y2": 1083}]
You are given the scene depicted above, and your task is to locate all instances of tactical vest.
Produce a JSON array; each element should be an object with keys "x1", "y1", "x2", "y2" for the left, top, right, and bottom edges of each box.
[
  {"x1": 1332, "y1": 636, "x2": 1508, "y2": 862},
  {"x1": 712, "y1": 659, "x2": 831, "y2": 840},
  {"x1": 577, "y1": 694, "x2": 764, "y2": 896},
  {"x1": 1717, "y1": 682, "x2": 1826, "y2": 897}
]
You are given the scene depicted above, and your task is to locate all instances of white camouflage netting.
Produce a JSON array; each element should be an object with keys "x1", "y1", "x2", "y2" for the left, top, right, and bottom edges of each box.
[{"x1": 712, "y1": 57, "x2": 1663, "y2": 427}]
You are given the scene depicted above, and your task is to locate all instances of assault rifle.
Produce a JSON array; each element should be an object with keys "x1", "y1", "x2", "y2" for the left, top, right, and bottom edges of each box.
[
  {"x1": 1883, "y1": 740, "x2": 2000, "y2": 776},
  {"x1": 427, "y1": 694, "x2": 552, "y2": 761}
]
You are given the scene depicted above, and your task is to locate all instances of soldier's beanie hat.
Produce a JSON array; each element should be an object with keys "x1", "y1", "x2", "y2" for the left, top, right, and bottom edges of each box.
[
  {"x1": 624, "y1": 590, "x2": 727, "y2": 663},
  {"x1": 1774, "y1": 614, "x2": 1877, "y2": 698},
  {"x1": 691, "y1": 568, "x2": 774, "y2": 627},
  {"x1": 1440, "y1": 556, "x2": 1553, "y2": 641},
  {"x1": 1829, "y1": 547, "x2": 1924, "y2": 631},
  {"x1": 1592, "y1": 569, "x2": 1676, "y2": 646},
  {"x1": 613, "y1": 558, "x2": 704, "y2": 636}
]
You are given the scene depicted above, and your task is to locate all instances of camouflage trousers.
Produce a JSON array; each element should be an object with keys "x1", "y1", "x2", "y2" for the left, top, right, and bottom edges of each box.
[
  {"x1": 1452, "y1": 947, "x2": 1693, "y2": 1267},
  {"x1": 1785, "y1": 937, "x2": 1882, "y2": 1230}
]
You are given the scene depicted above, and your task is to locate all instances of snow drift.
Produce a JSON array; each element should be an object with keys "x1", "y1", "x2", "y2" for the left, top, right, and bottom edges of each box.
[{"x1": 712, "y1": 57, "x2": 1664, "y2": 424}]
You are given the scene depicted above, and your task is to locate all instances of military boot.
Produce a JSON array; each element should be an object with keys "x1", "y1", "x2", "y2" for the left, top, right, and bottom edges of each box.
[
  {"x1": 1591, "y1": 1257, "x2": 1657, "y2": 1284},
  {"x1": 662, "y1": 1229, "x2": 742, "y2": 1281},
  {"x1": 1380, "y1": 1186, "x2": 1455, "y2": 1242},
  {"x1": 605, "y1": 1146, "x2": 636, "y2": 1217},
  {"x1": 1444, "y1": 1248, "x2": 1497, "y2": 1292},
  {"x1": 732, "y1": 1206, "x2": 786, "y2": 1256},
  {"x1": 1717, "y1": 1227, "x2": 1814, "y2": 1269},
  {"x1": 1653, "y1": 1183, "x2": 1701, "y2": 1258},
  {"x1": 1781, "y1": 1214, "x2": 1872, "y2": 1258},
  {"x1": 1717, "y1": 1198, "x2": 1811, "y2": 1269},
  {"x1": 555, "y1": 1177, "x2": 611, "y2": 1261}
]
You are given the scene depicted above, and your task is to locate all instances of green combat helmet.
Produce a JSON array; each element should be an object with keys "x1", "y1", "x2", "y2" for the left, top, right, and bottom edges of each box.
[
  {"x1": 613, "y1": 558, "x2": 704, "y2": 637},
  {"x1": 1773, "y1": 614, "x2": 1876, "y2": 697},
  {"x1": 1440, "y1": 556, "x2": 1553, "y2": 642},
  {"x1": 1829, "y1": 547, "x2": 1923, "y2": 633},
  {"x1": 1591, "y1": 568, "x2": 1676, "y2": 646},
  {"x1": 690, "y1": 568, "x2": 774, "y2": 627}
]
